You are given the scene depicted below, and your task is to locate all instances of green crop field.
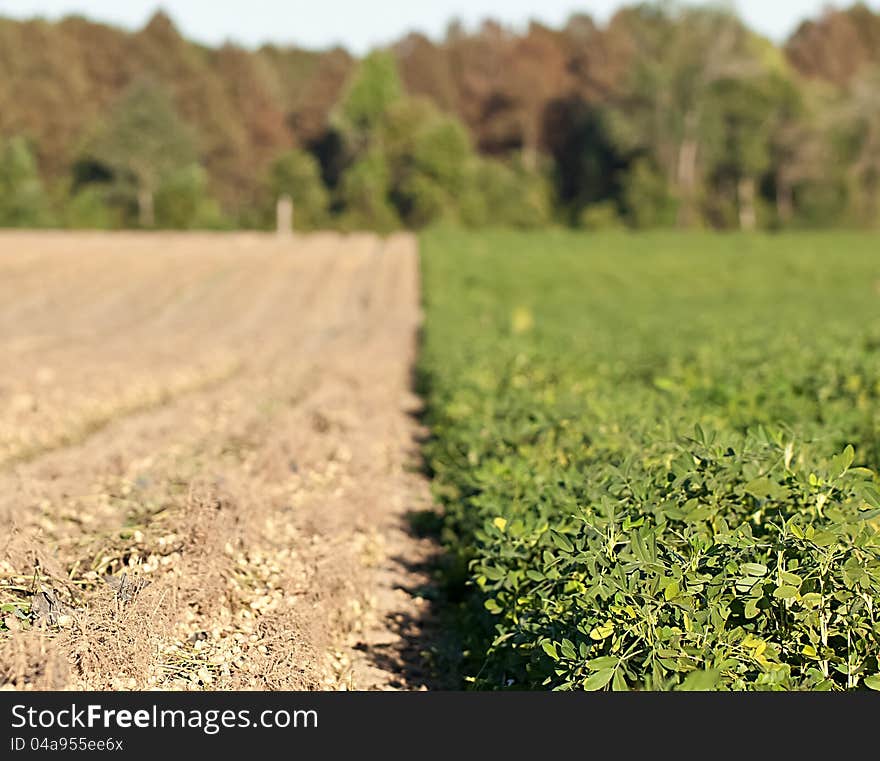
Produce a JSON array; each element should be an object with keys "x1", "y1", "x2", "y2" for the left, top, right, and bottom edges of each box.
[{"x1": 418, "y1": 229, "x2": 880, "y2": 691}]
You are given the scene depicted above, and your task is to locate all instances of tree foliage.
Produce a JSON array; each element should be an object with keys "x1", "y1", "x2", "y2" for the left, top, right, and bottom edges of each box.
[
  {"x1": 79, "y1": 80, "x2": 197, "y2": 226},
  {"x1": 154, "y1": 164, "x2": 225, "y2": 230},
  {"x1": 337, "y1": 51, "x2": 404, "y2": 141},
  {"x1": 0, "y1": 137, "x2": 53, "y2": 227},
  {"x1": 1, "y1": 4, "x2": 880, "y2": 231},
  {"x1": 267, "y1": 150, "x2": 329, "y2": 230}
]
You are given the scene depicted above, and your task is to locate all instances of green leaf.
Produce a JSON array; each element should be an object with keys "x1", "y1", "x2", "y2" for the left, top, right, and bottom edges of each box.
[
  {"x1": 864, "y1": 675, "x2": 880, "y2": 691},
  {"x1": 589, "y1": 656, "x2": 618, "y2": 670},
  {"x1": 550, "y1": 531, "x2": 574, "y2": 553},
  {"x1": 830, "y1": 445, "x2": 855, "y2": 479},
  {"x1": 677, "y1": 669, "x2": 720, "y2": 691},
  {"x1": 484, "y1": 598, "x2": 502, "y2": 614},
  {"x1": 849, "y1": 467, "x2": 875, "y2": 479},
  {"x1": 744, "y1": 477, "x2": 786, "y2": 501},
  {"x1": 861, "y1": 486, "x2": 880, "y2": 509},
  {"x1": 809, "y1": 531, "x2": 837, "y2": 548},
  {"x1": 779, "y1": 571, "x2": 803, "y2": 586},
  {"x1": 583, "y1": 668, "x2": 614, "y2": 691},
  {"x1": 589, "y1": 622, "x2": 614, "y2": 641},
  {"x1": 541, "y1": 641, "x2": 558, "y2": 661},
  {"x1": 773, "y1": 585, "x2": 799, "y2": 600},
  {"x1": 741, "y1": 562, "x2": 768, "y2": 577}
]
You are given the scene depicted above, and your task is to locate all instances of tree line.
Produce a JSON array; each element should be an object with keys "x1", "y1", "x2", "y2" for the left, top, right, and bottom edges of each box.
[{"x1": 1, "y1": 2, "x2": 879, "y2": 231}]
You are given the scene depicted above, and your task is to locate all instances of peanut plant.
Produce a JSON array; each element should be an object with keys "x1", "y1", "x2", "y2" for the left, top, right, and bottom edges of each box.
[{"x1": 419, "y1": 229, "x2": 880, "y2": 691}]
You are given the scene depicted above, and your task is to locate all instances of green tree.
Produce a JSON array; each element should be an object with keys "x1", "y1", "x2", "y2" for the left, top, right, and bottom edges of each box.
[
  {"x1": 62, "y1": 187, "x2": 115, "y2": 229},
  {"x1": 578, "y1": 201, "x2": 624, "y2": 230},
  {"x1": 359, "y1": 86, "x2": 555, "y2": 230},
  {"x1": 765, "y1": 82, "x2": 828, "y2": 227},
  {"x1": 267, "y1": 150, "x2": 329, "y2": 230},
  {"x1": 838, "y1": 66, "x2": 880, "y2": 226},
  {"x1": 381, "y1": 98, "x2": 472, "y2": 227},
  {"x1": 334, "y1": 58, "x2": 482, "y2": 230},
  {"x1": 0, "y1": 137, "x2": 53, "y2": 227},
  {"x1": 339, "y1": 151, "x2": 400, "y2": 232},
  {"x1": 80, "y1": 80, "x2": 197, "y2": 227},
  {"x1": 332, "y1": 52, "x2": 405, "y2": 229},
  {"x1": 460, "y1": 158, "x2": 552, "y2": 229},
  {"x1": 703, "y1": 75, "x2": 780, "y2": 229},
  {"x1": 154, "y1": 164, "x2": 224, "y2": 229},
  {"x1": 621, "y1": 158, "x2": 679, "y2": 229},
  {"x1": 700, "y1": 39, "x2": 820, "y2": 230},
  {"x1": 336, "y1": 51, "x2": 403, "y2": 148},
  {"x1": 609, "y1": 5, "x2": 756, "y2": 228}
]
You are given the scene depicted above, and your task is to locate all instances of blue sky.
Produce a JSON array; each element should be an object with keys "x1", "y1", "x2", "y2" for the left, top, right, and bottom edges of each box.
[{"x1": 1, "y1": 1, "x2": 876, "y2": 52}]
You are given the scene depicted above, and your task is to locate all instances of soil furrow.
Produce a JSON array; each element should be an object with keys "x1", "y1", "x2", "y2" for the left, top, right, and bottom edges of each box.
[{"x1": 0, "y1": 231, "x2": 437, "y2": 691}]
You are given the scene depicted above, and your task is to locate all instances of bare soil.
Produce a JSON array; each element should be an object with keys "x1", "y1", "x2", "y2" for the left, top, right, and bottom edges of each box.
[{"x1": 0, "y1": 231, "x2": 441, "y2": 691}]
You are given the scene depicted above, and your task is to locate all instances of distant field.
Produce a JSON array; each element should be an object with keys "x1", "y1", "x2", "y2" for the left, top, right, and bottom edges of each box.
[{"x1": 419, "y1": 230, "x2": 880, "y2": 691}]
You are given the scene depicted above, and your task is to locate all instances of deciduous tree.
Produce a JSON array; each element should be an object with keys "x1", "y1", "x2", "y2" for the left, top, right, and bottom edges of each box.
[{"x1": 80, "y1": 80, "x2": 197, "y2": 227}]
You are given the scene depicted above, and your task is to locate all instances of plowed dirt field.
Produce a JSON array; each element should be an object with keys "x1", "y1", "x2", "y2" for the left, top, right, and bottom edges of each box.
[{"x1": 0, "y1": 231, "x2": 437, "y2": 691}]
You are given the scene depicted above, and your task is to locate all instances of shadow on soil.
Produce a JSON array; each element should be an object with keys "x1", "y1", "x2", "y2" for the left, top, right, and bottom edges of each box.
[
  {"x1": 355, "y1": 336, "x2": 469, "y2": 690},
  {"x1": 355, "y1": 510, "x2": 465, "y2": 690}
]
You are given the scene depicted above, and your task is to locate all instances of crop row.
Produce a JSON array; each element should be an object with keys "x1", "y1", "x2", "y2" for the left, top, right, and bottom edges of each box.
[{"x1": 418, "y1": 230, "x2": 880, "y2": 690}]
